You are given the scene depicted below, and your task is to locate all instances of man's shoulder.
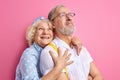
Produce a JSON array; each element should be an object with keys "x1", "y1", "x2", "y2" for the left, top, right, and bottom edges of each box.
[
  {"x1": 41, "y1": 42, "x2": 59, "y2": 57},
  {"x1": 43, "y1": 39, "x2": 59, "y2": 50},
  {"x1": 42, "y1": 45, "x2": 51, "y2": 52},
  {"x1": 42, "y1": 43, "x2": 56, "y2": 52}
]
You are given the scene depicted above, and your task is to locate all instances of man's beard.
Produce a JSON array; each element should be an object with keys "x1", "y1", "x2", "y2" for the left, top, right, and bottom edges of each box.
[{"x1": 59, "y1": 25, "x2": 75, "y2": 36}]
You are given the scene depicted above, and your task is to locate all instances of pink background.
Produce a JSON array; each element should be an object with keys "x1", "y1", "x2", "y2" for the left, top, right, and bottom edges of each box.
[{"x1": 0, "y1": 0, "x2": 120, "y2": 80}]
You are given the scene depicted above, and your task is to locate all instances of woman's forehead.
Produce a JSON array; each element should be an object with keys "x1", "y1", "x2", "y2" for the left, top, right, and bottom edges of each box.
[{"x1": 37, "y1": 21, "x2": 52, "y2": 28}]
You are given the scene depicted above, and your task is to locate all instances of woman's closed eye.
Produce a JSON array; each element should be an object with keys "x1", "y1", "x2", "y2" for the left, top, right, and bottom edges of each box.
[{"x1": 48, "y1": 28, "x2": 53, "y2": 31}]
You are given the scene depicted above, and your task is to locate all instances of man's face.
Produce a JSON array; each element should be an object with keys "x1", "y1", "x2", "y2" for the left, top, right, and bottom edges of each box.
[{"x1": 53, "y1": 7, "x2": 75, "y2": 36}]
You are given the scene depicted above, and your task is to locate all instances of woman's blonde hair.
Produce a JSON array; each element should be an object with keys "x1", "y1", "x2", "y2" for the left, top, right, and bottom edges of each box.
[{"x1": 26, "y1": 19, "x2": 52, "y2": 46}]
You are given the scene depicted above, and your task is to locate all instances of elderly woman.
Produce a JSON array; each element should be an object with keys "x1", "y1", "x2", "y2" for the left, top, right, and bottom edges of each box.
[{"x1": 15, "y1": 17, "x2": 82, "y2": 80}]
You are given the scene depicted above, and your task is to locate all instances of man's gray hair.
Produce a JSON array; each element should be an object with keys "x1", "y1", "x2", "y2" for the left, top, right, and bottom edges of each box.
[{"x1": 48, "y1": 5, "x2": 65, "y2": 20}]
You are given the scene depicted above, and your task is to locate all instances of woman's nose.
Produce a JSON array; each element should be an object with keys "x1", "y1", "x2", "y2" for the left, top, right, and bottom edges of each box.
[{"x1": 43, "y1": 29, "x2": 48, "y2": 34}]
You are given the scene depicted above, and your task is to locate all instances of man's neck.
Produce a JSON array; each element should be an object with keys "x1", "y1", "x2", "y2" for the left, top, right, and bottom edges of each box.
[{"x1": 55, "y1": 33, "x2": 72, "y2": 47}]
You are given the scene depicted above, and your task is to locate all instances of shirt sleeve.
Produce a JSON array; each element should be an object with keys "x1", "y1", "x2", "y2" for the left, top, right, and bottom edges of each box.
[
  {"x1": 40, "y1": 47, "x2": 55, "y2": 75},
  {"x1": 82, "y1": 46, "x2": 93, "y2": 63},
  {"x1": 19, "y1": 50, "x2": 41, "y2": 80}
]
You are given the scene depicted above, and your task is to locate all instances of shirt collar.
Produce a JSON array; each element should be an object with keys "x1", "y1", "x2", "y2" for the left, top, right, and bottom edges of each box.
[
  {"x1": 54, "y1": 36, "x2": 71, "y2": 50},
  {"x1": 33, "y1": 43, "x2": 43, "y2": 52}
]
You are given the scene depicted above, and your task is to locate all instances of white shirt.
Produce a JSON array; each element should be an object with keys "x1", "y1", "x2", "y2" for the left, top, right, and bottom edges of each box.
[{"x1": 40, "y1": 37, "x2": 93, "y2": 80}]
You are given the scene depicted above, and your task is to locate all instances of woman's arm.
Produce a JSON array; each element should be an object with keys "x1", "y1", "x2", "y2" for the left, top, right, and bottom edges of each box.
[
  {"x1": 71, "y1": 36, "x2": 82, "y2": 55},
  {"x1": 41, "y1": 48, "x2": 73, "y2": 80}
]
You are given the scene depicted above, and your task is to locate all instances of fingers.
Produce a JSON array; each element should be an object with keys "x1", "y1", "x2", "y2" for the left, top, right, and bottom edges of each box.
[
  {"x1": 65, "y1": 53, "x2": 73, "y2": 66},
  {"x1": 66, "y1": 61, "x2": 74, "y2": 66},
  {"x1": 76, "y1": 46, "x2": 79, "y2": 56},
  {"x1": 76, "y1": 44, "x2": 81, "y2": 56},
  {"x1": 71, "y1": 36, "x2": 82, "y2": 56},
  {"x1": 65, "y1": 53, "x2": 71, "y2": 61},
  {"x1": 58, "y1": 47, "x2": 62, "y2": 56},
  {"x1": 88, "y1": 75, "x2": 93, "y2": 80},
  {"x1": 58, "y1": 49, "x2": 73, "y2": 66},
  {"x1": 49, "y1": 50, "x2": 56, "y2": 61},
  {"x1": 63, "y1": 49, "x2": 68, "y2": 57},
  {"x1": 49, "y1": 48, "x2": 74, "y2": 70},
  {"x1": 61, "y1": 49, "x2": 72, "y2": 63}
]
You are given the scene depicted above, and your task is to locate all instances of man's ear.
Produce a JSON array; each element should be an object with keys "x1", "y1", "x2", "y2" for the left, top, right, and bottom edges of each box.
[
  {"x1": 52, "y1": 21, "x2": 55, "y2": 28},
  {"x1": 52, "y1": 25, "x2": 55, "y2": 28}
]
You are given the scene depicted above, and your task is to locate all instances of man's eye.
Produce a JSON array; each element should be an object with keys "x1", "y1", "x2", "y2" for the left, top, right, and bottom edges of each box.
[{"x1": 60, "y1": 13, "x2": 66, "y2": 17}]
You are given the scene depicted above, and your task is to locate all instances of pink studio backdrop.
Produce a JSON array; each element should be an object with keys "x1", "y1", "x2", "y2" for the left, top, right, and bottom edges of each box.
[{"x1": 0, "y1": 0, "x2": 120, "y2": 80}]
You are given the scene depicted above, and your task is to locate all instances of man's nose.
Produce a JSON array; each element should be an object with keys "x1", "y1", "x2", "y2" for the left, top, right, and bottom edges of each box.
[{"x1": 66, "y1": 16, "x2": 72, "y2": 21}]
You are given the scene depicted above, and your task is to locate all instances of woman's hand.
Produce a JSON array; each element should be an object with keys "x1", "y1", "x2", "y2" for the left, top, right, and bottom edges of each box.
[
  {"x1": 71, "y1": 36, "x2": 82, "y2": 56},
  {"x1": 88, "y1": 75, "x2": 93, "y2": 80},
  {"x1": 42, "y1": 48, "x2": 73, "y2": 80},
  {"x1": 49, "y1": 47, "x2": 73, "y2": 70}
]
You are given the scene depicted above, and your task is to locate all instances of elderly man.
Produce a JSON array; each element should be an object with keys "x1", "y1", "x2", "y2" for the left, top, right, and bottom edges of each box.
[{"x1": 40, "y1": 5, "x2": 103, "y2": 80}]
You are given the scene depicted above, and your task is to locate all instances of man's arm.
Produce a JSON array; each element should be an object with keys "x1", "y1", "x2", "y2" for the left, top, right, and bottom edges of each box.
[
  {"x1": 41, "y1": 66, "x2": 65, "y2": 80},
  {"x1": 89, "y1": 62, "x2": 104, "y2": 80}
]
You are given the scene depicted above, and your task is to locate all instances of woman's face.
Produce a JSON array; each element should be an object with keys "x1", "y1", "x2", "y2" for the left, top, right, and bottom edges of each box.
[{"x1": 34, "y1": 21, "x2": 53, "y2": 47}]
